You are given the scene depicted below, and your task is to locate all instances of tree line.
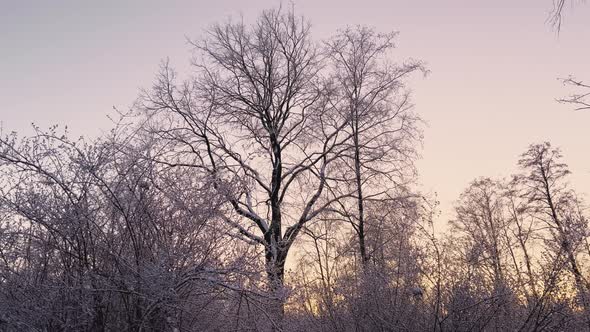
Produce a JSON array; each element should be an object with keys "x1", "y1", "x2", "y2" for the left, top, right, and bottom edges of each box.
[{"x1": 0, "y1": 7, "x2": 588, "y2": 332}]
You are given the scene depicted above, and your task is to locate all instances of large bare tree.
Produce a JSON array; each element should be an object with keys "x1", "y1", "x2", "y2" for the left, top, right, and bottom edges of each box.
[{"x1": 137, "y1": 8, "x2": 354, "y2": 326}]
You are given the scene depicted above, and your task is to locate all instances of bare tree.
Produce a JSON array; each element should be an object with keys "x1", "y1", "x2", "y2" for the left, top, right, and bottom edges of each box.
[
  {"x1": 515, "y1": 142, "x2": 590, "y2": 328},
  {"x1": 324, "y1": 26, "x2": 424, "y2": 266},
  {"x1": 451, "y1": 178, "x2": 510, "y2": 294},
  {"x1": 444, "y1": 178, "x2": 525, "y2": 330},
  {"x1": 136, "y1": 8, "x2": 354, "y2": 327}
]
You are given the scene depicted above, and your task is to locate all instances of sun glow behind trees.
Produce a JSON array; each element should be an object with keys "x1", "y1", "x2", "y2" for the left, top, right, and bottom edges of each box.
[{"x1": 0, "y1": 5, "x2": 589, "y2": 332}]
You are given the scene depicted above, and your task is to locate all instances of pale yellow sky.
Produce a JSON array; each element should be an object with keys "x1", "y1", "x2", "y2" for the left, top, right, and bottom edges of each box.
[{"x1": 1, "y1": 0, "x2": 588, "y2": 226}]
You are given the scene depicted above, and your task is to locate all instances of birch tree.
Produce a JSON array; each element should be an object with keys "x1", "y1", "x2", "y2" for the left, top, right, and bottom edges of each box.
[
  {"x1": 516, "y1": 142, "x2": 590, "y2": 328},
  {"x1": 325, "y1": 26, "x2": 424, "y2": 265}
]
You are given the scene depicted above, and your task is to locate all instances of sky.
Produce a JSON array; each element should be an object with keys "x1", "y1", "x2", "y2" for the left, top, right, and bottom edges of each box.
[{"x1": 1, "y1": 0, "x2": 589, "y2": 226}]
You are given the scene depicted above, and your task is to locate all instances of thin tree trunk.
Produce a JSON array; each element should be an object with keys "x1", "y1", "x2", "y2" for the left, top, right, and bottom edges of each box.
[{"x1": 353, "y1": 126, "x2": 368, "y2": 265}]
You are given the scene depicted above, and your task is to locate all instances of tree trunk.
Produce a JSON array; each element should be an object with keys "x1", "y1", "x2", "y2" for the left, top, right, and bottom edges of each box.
[
  {"x1": 265, "y1": 246, "x2": 286, "y2": 331},
  {"x1": 353, "y1": 127, "x2": 368, "y2": 266}
]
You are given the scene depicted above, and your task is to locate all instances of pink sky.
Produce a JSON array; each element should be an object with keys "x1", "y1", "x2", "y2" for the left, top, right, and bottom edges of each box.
[{"x1": 1, "y1": 0, "x2": 589, "y2": 225}]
